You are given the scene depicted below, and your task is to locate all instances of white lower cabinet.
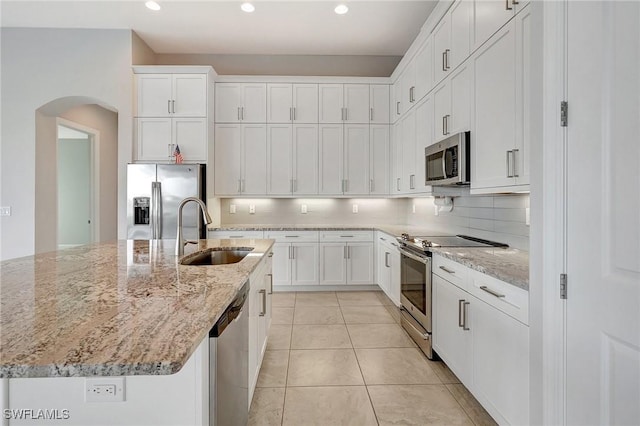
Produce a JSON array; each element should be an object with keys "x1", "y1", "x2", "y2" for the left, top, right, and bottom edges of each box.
[
  {"x1": 265, "y1": 232, "x2": 319, "y2": 287},
  {"x1": 432, "y1": 253, "x2": 529, "y2": 425},
  {"x1": 376, "y1": 232, "x2": 400, "y2": 305},
  {"x1": 319, "y1": 231, "x2": 374, "y2": 285},
  {"x1": 249, "y1": 254, "x2": 272, "y2": 407}
]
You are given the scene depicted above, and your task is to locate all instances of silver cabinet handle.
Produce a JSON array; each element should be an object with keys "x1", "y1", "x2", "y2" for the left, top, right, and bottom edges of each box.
[
  {"x1": 396, "y1": 177, "x2": 401, "y2": 192},
  {"x1": 370, "y1": 179, "x2": 374, "y2": 193},
  {"x1": 238, "y1": 106, "x2": 241, "y2": 121},
  {"x1": 345, "y1": 107, "x2": 348, "y2": 121},
  {"x1": 241, "y1": 179, "x2": 245, "y2": 192},
  {"x1": 242, "y1": 106, "x2": 245, "y2": 120},
  {"x1": 445, "y1": 49, "x2": 451, "y2": 70},
  {"x1": 512, "y1": 0, "x2": 519, "y2": 4},
  {"x1": 344, "y1": 179, "x2": 348, "y2": 193},
  {"x1": 259, "y1": 289, "x2": 266, "y2": 316},
  {"x1": 506, "y1": 150, "x2": 515, "y2": 177},
  {"x1": 293, "y1": 107, "x2": 297, "y2": 121},
  {"x1": 458, "y1": 299, "x2": 465, "y2": 328},
  {"x1": 463, "y1": 301, "x2": 470, "y2": 330},
  {"x1": 439, "y1": 265, "x2": 455, "y2": 274},
  {"x1": 238, "y1": 179, "x2": 242, "y2": 193},
  {"x1": 396, "y1": 102, "x2": 400, "y2": 115},
  {"x1": 340, "y1": 235, "x2": 354, "y2": 238},
  {"x1": 370, "y1": 108, "x2": 373, "y2": 121},
  {"x1": 442, "y1": 116, "x2": 446, "y2": 135},
  {"x1": 410, "y1": 174, "x2": 415, "y2": 190},
  {"x1": 506, "y1": 0, "x2": 513, "y2": 10},
  {"x1": 289, "y1": 245, "x2": 293, "y2": 259},
  {"x1": 385, "y1": 252, "x2": 390, "y2": 268},
  {"x1": 168, "y1": 100, "x2": 171, "y2": 114},
  {"x1": 445, "y1": 115, "x2": 450, "y2": 135},
  {"x1": 290, "y1": 107, "x2": 293, "y2": 121},
  {"x1": 344, "y1": 246, "x2": 348, "y2": 259},
  {"x1": 347, "y1": 245, "x2": 350, "y2": 259},
  {"x1": 442, "y1": 51, "x2": 447, "y2": 71},
  {"x1": 513, "y1": 149, "x2": 520, "y2": 177},
  {"x1": 480, "y1": 286, "x2": 506, "y2": 298},
  {"x1": 290, "y1": 179, "x2": 293, "y2": 193},
  {"x1": 294, "y1": 179, "x2": 297, "y2": 193},
  {"x1": 172, "y1": 100, "x2": 176, "y2": 114},
  {"x1": 285, "y1": 235, "x2": 300, "y2": 238},
  {"x1": 267, "y1": 273, "x2": 273, "y2": 294}
]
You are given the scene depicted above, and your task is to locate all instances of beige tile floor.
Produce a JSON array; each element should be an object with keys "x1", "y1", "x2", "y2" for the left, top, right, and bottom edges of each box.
[{"x1": 249, "y1": 290, "x2": 497, "y2": 426}]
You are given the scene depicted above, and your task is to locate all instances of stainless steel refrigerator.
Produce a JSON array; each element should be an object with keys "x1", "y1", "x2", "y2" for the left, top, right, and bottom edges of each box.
[{"x1": 127, "y1": 164, "x2": 207, "y2": 241}]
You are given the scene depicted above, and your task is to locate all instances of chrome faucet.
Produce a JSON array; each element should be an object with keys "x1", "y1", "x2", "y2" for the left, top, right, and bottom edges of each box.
[{"x1": 176, "y1": 197, "x2": 213, "y2": 256}]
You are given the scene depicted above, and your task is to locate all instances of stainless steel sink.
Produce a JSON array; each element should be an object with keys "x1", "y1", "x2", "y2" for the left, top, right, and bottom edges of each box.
[{"x1": 180, "y1": 248, "x2": 254, "y2": 266}]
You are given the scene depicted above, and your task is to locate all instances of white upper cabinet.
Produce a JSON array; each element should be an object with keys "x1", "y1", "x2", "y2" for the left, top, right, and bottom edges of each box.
[
  {"x1": 242, "y1": 124, "x2": 268, "y2": 194},
  {"x1": 433, "y1": 0, "x2": 473, "y2": 85},
  {"x1": 292, "y1": 124, "x2": 319, "y2": 195},
  {"x1": 318, "y1": 124, "x2": 344, "y2": 194},
  {"x1": 172, "y1": 118, "x2": 207, "y2": 161},
  {"x1": 136, "y1": 74, "x2": 207, "y2": 118},
  {"x1": 343, "y1": 124, "x2": 370, "y2": 195},
  {"x1": 136, "y1": 118, "x2": 172, "y2": 162},
  {"x1": 369, "y1": 85, "x2": 390, "y2": 124},
  {"x1": 400, "y1": 63, "x2": 416, "y2": 114},
  {"x1": 319, "y1": 83, "x2": 373, "y2": 124},
  {"x1": 370, "y1": 125, "x2": 390, "y2": 195},
  {"x1": 471, "y1": 5, "x2": 530, "y2": 193},
  {"x1": 266, "y1": 124, "x2": 293, "y2": 195},
  {"x1": 391, "y1": 80, "x2": 402, "y2": 122},
  {"x1": 473, "y1": 0, "x2": 527, "y2": 50},
  {"x1": 344, "y1": 84, "x2": 370, "y2": 123},
  {"x1": 413, "y1": 94, "x2": 434, "y2": 193},
  {"x1": 319, "y1": 84, "x2": 344, "y2": 123},
  {"x1": 400, "y1": 109, "x2": 417, "y2": 193},
  {"x1": 215, "y1": 83, "x2": 266, "y2": 123},
  {"x1": 267, "y1": 84, "x2": 318, "y2": 123},
  {"x1": 391, "y1": 122, "x2": 403, "y2": 195},
  {"x1": 414, "y1": 37, "x2": 434, "y2": 103},
  {"x1": 433, "y1": 59, "x2": 471, "y2": 142}
]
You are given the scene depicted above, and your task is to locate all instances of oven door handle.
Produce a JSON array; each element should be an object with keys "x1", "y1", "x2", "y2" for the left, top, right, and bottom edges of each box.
[
  {"x1": 397, "y1": 246, "x2": 430, "y2": 265},
  {"x1": 400, "y1": 308, "x2": 430, "y2": 340}
]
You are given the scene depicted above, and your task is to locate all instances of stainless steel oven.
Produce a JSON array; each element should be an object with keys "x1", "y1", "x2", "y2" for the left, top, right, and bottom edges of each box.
[{"x1": 398, "y1": 246, "x2": 434, "y2": 359}]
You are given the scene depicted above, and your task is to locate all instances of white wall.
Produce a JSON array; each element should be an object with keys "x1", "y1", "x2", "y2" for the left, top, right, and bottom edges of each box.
[{"x1": 0, "y1": 28, "x2": 133, "y2": 260}]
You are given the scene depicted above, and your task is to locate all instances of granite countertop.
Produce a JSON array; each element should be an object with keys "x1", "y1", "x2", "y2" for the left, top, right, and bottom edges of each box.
[
  {"x1": 208, "y1": 224, "x2": 529, "y2": 290},
  {"x1": 0, "y1": 239, "x2": 274, "y2": 379}
]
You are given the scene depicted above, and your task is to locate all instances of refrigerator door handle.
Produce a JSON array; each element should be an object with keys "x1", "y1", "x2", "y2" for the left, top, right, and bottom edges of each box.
[
  {"x1": 156, "y1": 181, "x2": 163, "y2": 239},
  {"x1": 151, "y1": 182, "x2": 158, "y2": 239}
]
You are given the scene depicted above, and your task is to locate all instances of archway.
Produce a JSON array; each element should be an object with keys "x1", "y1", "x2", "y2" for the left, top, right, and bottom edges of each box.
[{"x1": 35, "y1": 96, "x2": 118, "y2": 253}]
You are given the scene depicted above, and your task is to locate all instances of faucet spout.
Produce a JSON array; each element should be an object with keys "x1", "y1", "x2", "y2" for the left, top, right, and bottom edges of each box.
[{"x1": 176, "y1": 197, "x2": 213, "y2": 256}]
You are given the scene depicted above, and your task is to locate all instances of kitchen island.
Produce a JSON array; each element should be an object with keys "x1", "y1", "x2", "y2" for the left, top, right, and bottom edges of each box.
[{"x1": 0, "y1": 239, "x2": 273, "y2": 426}]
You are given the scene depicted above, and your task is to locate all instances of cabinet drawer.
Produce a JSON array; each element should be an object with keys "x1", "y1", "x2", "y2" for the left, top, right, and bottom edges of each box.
[
  {"x1": 264, "y1": 231, "x2": 319, "y2": 243},
  {"x1": 209, "y1": 231, "x2": 265, "y2": 239},
  {"x1": 469, "y1": 270, "x2": 529, "y2": 325},
  {"x1": 432, "y1": 254, "x2": 468, "y2": 289},
  {"x1": 320, "y1": 230, "x2": 373, "y2": 242}
]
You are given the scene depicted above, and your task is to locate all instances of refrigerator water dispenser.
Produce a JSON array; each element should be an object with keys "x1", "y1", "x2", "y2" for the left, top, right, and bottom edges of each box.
[{"x1": 133, "y1": 197, "x2": 150, "y2": 225}]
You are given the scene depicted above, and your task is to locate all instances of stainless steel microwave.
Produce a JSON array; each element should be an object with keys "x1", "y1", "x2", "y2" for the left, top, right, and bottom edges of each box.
[{"x1": 425, "y1": 131, "x2": 470, "y2": 186}]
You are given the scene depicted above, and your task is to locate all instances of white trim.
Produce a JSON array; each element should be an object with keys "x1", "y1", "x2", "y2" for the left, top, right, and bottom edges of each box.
[
  {"x1": 56, "y1": 117, "x2": 101, "y2": 245},
  {"x1": 539, "y1": 1, "x2": 568, "y2": 424},
  {"x1": 213, "y1": 75, "x2": 391, "y2": 84},
  {"x1": 133, "y1": 65, "x2": 217, "y2": 77}
]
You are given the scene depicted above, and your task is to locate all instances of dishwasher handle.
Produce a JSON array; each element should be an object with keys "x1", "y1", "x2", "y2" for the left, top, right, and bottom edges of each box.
[{"x1": 209, "y1": 282, "x2": 249, "y2": 337}]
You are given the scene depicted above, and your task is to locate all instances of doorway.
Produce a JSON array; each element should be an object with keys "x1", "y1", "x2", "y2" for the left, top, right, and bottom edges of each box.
[{"x1": 56, "y1": 119, "x2": 100, "y2": 249}]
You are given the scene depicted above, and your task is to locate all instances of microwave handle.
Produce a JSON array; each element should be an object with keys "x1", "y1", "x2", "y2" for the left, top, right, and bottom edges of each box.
[{"x1": 442, "y1": 151, "x2": 448, "y2": 179}]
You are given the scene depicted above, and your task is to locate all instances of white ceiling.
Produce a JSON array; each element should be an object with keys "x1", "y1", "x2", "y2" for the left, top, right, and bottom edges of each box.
[{"x1": 0, "y1": 1, "x2": 438, "y2": 56}]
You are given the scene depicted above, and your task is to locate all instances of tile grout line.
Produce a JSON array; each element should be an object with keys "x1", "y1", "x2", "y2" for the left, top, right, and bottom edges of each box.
[{"x1": 280, "y1": 292, "x2": 299, "y2": 426}]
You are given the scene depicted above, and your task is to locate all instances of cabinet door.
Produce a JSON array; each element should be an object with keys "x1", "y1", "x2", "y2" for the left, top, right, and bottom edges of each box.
[
  {"x1": 389, "y1": 249, "x2": 401, "y2": 306},
  {"x1": 242, "y1": 124, "x2": 267, "y2": 195},
  {"x1": 172, "y1": 74, "x2": 207, "y2": 117},
  {"x1": 433, "y1": 16, "x2": 451, "y2": 85},
  {"x1": 391, "y1": 80, "x2": 402, "y2": 123},
  {"x1": 370, "y1": 125, "x2": 390, "y2": 195},
  {"x1": 400, "y1": 110, "x2": 416, "y2": 192},
  {"x1": 271, "y1": 243, "x2": 292, "y2": 287},
  {"x1": 449, "y1": 60, "x2": 472, "y2": 134},
  {"x1": 292, "y1": 84, "x2": 318, "y2": 123},
  {"x1": 471, "y1": 21, "x2": 517, "y2": 190},
  {"x1": 344, "y1": 124, "x2": 370, "y2": 195},
  {"x1": 347, "y1": 243, "x2": 374, "y2": 285},
  {"x1": 400, "y1": 63, "x2": 416, "y2": 113},
  {"x1": 136, "y1": 74, "x2": 173, "y2": 118},
  {"x1": 267, "y1": 124, "x2": 293, "y2": 195},
  {"x1": 172, "y1": 118, "x2": 207, "y2": 162},
  {"x1": 391, "y1": 122, "x2": 403, "y2": 194},
  {"x1": 344, "y1": 84, "x2": 370, "y2": 123},
  {"x1": 319, "y1": 84, "x2": 344, "y2": 123},
  {"x1": 293, "y1": 124, "x2": 318, "y2": 195},
  {"x1": 267, "y1": 83, "x2": 293, "y2": 123},
  {"x1": 414, "y1": 95, "x2": 433, "y2": 193},
  {"x1": 473, "y1": 298, "x2": 529, "y2": 425},
  {"x1": 449, "y1": 0, "x2": 473, "y2": 71},
  {"x1": 514, "y1": 5, "x2": 531, "y2": 186},
  {"x1": 319, "y1": 243, "x2": 347, "y2": 285},
  {"x1": 433, "y1": 80, "x2": 451, "y2": 141},
  {"x1": 377, "y1": 244, "x2": 391, "y2": 295},
  {"x1": 242, "y1": 84, "x2": 267, "y2": 123},
  {"x1": 433, "y1": 275, "x2": 472, "y2": 384},
  {"x1": 214, "y1": 124, "x2": 242, "y2": 195},
  {"x1": 414, "y1": 37, "x2": 434, "y2": 102},
  {"x1": 136, "y1": 118, "x2": 173, "y2": 162},
  {"x1": 318, "y1": 124, "x2": 344, "y2": 195},
  {"x1": 215, "y1": 83, "x2": 242, "y2": 123},
  {"x1": 292, "y1": 243, "x2": 320, "y2": 286},
  {"x1": 370, "y1": 85, "x2": 390, "y2": 124},
  {"x1": 473, "y1": 0, "x2": 514, "y2": 50}
]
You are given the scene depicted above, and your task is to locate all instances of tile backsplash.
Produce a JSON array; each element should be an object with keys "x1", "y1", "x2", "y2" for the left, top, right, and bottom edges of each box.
[{"x1": 216, "y1": 193, "x2": 530, "y2": 250}]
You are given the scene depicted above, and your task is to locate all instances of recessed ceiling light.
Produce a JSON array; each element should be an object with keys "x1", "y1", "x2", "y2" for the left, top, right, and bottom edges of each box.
[
  {"x1": 334, "y1": 4, "x2": 349, "y2": 15},
  {"x1": 241, "y1": 2, "x2": 255, "y2": 13},
  {"x1": 145, "y1": 1, "x2": 161, "y2": 11}
]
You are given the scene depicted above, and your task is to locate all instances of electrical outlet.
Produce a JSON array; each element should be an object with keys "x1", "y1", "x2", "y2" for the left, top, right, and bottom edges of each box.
[
  {"x1": 352, "y1": 204, "x2": 358, "y2": 214},
  {"x1": 85, "y1": 377, "x2": 125, "y2": 402},
  {"x1": 249, "y1": 205, "x2": 256, "y2": 214},
  {"x1": 525, "y1": 207, "x2": 530, "y2": 226},
  {"x1": 230, "y1": 204, "x2": 236, "y2": 214},
  {"x1": 301, "y1": 204, "x2": 308, "y2": 214},
  {"x1": 0, "y1": 207, "x2": 11, "y2": 217}
]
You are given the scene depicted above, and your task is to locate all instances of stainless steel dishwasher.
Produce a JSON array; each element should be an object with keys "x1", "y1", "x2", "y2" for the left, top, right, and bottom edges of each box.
[{"x1": 209, "y1": 281, "x2": 249, "y2": 426}]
